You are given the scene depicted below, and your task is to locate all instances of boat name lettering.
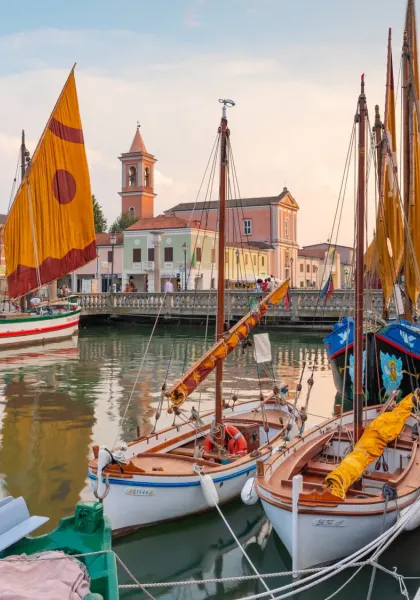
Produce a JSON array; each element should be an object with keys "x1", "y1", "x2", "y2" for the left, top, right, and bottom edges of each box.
[
  {"x1": 312, "y1": 518, "x2": 346, "y2": 528},
  {"x1": 125, "y1": 488, "x2": 155, "y2": 497}
]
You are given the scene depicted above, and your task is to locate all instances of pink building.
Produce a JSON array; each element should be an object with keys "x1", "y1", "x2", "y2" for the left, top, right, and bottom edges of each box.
[
  {"x1": 165, "y1": 187, "x2": 299, "y2": 282},
  {"x1": 74, "y1": 233, "x2": 124, "y2": 292}
]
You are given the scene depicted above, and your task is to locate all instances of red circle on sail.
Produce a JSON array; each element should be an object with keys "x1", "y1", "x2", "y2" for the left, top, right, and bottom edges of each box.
[{"x1": 52, "y1": 169, "x2": 76, "y2": 204}]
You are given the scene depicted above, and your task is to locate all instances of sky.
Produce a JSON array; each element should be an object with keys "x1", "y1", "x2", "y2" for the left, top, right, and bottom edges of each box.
[{"x1": 0, "y1": 0, "x2": 410, "y2": 246}]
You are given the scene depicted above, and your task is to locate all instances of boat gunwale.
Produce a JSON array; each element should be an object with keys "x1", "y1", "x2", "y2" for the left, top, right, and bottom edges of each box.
[{"x1": 256, "y1": 404, "x2": 420, "y2": 509}]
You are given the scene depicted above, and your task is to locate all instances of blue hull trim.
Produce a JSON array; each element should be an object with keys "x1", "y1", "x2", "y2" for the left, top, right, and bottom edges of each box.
[{"x1": 88, "y1": 464, "x2": 256, "y2": 488}]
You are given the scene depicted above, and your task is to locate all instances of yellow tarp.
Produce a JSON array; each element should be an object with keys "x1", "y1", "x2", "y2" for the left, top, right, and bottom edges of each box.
[
  {"x1": 4, "y1": 69, "x2": 96, "y2": 298},
  {"x1": 325, "y1": 394, "x2": 414, "y2": 499}
]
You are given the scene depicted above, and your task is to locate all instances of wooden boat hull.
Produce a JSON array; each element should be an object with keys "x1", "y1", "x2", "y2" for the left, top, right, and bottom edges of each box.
[
  {"x1": 325, "y1": 318, "x2": 420, "y2": 404},
  {"x1": 0, "y1": 308, "x2": 80, "y2": 349},
  {"x1": 256, "y1": 405, "x2": 420, "y2": 571},
  {"x1": 88, "y1": 400, "x2": 300, "y2": 534},
  {"x1": 374, "y1": 320, "x2": 420, "y2": 398}
]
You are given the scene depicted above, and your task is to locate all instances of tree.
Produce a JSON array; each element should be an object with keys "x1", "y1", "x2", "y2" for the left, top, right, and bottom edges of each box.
[
  {"x1": 92, "y1": 195, "x2": 107, "y2": 233},
  {"x1": 109, "y1": 211, "x2": 138, "y2": 233}
]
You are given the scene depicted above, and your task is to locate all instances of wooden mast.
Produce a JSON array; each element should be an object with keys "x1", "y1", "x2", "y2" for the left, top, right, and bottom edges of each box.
[
  {"x1": 403, "y1": 23, "x2": 412, "y2": 320},
  {"x1": 20, "y1": 130, "x2": 27, "y2": 183},
  {"x1": 354, "y1": 75, "x2": 366, "y2": 444},
  {"x1": 214, "y1": 99, "x2": 233, "y2": 447}
]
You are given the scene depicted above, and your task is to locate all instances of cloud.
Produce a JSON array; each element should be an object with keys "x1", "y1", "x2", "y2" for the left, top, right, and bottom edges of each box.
[
  {"x1": 185, "y1": 11, "x2": 201, "y2": 28},
  {"x1": 0, "y1": 28, "x2": 392, "y2": 246}
]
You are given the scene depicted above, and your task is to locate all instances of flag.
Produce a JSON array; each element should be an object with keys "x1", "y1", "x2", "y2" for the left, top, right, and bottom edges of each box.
[
  {"x1": 4, "y1": 67, "x2": 96, "y2": 298},
  {"x1": 284, "y1": 289, "x2": 291, "y2": 311},
  {"x1": 320, "y1": 274, "x2": 334, "y2": 303}
]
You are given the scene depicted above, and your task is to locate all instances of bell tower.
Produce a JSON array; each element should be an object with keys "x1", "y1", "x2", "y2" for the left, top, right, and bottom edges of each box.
[{"x1": 119, "y1": 124, "x2": 157, "y2": 219}]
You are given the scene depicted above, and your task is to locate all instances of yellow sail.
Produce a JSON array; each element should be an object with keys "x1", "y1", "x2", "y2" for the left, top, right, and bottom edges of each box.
[
  {"x1": 325, "y1": 394, "x2": 414, "y2": 499},
  {"x1": 366, "y1": 29, "x2": 403, "y2": 303},
  {"x1": 4, "y1": 67, "x2": 96, "y2": 299},
  {"x1": 405, "y1": 1, "x2": 420, "y2": 308},
  {"x1": 166, "y1": 280, "x2": 290, "y2": 408}
]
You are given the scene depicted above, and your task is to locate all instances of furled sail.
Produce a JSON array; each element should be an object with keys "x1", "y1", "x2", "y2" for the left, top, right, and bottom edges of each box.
[
  {"x1": 366, "y1": 29, "x2": 403, "y2": 303},
  {"x1": 4, "y1": 67, "x2": 96, "y2": 299},
  {"x1": 325, "y1": 394, "x2": 414, "y2": 499},
  {"x1": 405, "y1": 1, "x2": 420, "y2": 308},
  {"x1": 166, "y1": 280, "x2": 290, "y2": 408}
]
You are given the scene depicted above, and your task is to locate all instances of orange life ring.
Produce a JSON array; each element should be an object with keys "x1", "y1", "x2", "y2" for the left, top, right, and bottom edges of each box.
[{"x1": 204, "y1": 424, "x2": 248, "y2": 456}]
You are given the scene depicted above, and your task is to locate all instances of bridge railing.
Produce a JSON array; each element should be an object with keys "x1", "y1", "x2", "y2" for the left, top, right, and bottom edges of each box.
[{"x1": 75, "y1": 289, "x2": 386, "y2": 321}]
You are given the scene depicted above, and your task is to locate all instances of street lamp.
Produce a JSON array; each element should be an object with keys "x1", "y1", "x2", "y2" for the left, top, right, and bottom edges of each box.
[
  {"x1": 110, "y1": 233, "x2": 117, "y2": 292},
  {"x1": 182, "y1": 242, "x2": 187, "y2": 291},
  {"x1": 235, "y1": 249, "x2": 240, "y2": 285},
  {"x1": 290, "y1": 257, "x2": 294, "y2": 288}
]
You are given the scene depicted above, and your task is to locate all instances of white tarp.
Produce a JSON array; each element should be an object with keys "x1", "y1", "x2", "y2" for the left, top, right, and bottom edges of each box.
[{"x1": 253, "y1": 333, "x2": 272, "y2": 364}]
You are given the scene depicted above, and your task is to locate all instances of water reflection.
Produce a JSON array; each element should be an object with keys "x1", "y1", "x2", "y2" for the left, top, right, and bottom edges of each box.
[
  {"x1": 0, "y1": 325, "x2": 415, "y2": 598},
  {"x1": 0, "y1": 326, "x2": 333, "y2": 529},
  {"x1": 114, "y1": 500, "x2": 274, "y2": 600}
]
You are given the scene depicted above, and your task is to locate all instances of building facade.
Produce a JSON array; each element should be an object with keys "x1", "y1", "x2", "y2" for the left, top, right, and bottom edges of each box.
[
  {"x1": 123, "y1": 215, "x2": 272, "y2": 292},
  {"x1": 301, "y1": 243, "x2": 354, "y2": 289},
  {"x1": 73, "y1": 233, "x2": 123, "y2": 292},
  {"x1": 165, "y1": 187, "x2": 299, "y2": 283}
]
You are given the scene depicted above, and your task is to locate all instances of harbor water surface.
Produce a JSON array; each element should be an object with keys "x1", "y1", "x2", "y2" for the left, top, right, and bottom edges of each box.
[{"x1": 0, "y1": 323, "x2": 418, "y2": 599}]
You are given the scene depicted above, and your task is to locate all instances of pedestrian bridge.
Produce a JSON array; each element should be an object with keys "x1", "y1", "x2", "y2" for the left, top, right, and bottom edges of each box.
[{"x1": 75, "y1": 289, "x2": 385, "y2": 329}]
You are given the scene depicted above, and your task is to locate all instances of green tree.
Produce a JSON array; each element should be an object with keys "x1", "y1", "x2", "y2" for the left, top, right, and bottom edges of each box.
[
  {"x1": 109, "y1": 211, "x2": 138, "y2": 233},
  {"x1": 92, "y1": 195, "x2": 107, "y2": 233}
]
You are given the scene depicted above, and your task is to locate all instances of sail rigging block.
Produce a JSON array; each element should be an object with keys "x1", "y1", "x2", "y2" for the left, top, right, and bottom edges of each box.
[
  {"x1": 325, "y1": 394, "x2": 415, "y2": 499},
  {"x1": 166, "y1": 280, "x2": 290, "y2": 408},
  {"x1": 4, "y1": 70, "x2": 96, "y2": 298}
]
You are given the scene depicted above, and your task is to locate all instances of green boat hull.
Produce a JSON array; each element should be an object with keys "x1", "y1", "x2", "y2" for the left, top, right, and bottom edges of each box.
[{"x1": 0, "y1": 501, "x2": 118, "y2": 600}]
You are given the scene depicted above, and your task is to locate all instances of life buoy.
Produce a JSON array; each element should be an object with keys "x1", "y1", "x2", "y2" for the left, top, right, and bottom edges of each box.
[{"x1": 204, "y1": 424, "x2": 248, "y2": 456}]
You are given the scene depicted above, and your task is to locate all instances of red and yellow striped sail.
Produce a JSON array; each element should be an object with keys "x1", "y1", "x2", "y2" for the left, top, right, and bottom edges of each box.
[
  {"x1": 4, "y1": 68, "x2": 96, "y2": 299},
  {"x1": 166, "y1": 280, "x2": 290, "y2": 408}
]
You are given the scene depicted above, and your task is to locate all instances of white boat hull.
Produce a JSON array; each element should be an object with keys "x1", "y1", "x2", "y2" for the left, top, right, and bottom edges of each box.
[
  {"x1": 260, "y1": 489, "x2": 418, "y2": 571},
  {"x1": 89, "y1": 401, "x2": 299, "y2": 534},
  {"x1": 256, "y1": 405, "x2": 420, "y2": 571},
  {"x1": 0, "y1": 308, "x2": 80, "y2": 349}
]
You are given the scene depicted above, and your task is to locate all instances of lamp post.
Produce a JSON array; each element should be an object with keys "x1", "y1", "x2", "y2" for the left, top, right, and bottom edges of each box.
[
  {"x1": 235, "y1": 249, "x2": 240, "y2": 286},
  {"x1": 182, "y1": 242, "x2": 187, "y2": 291},
  {"x1": 290, "y1": 257, "x2": 294, "y2": 288},
  {"x1": 110, "y1": 233, "x2": 117, "y2": 292}
]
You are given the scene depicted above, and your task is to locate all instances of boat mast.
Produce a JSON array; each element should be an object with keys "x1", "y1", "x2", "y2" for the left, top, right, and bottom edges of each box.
[
  {"x1": 215, "y1": 99, "x2": 233, "y2": 446},
  {"x1": 20, "y1": 130, "x2": 27, "y2": 182},
  {"x1": 403, "y1": 23, "x2": 412, "y2": 320},
  {"x1": 354, "y1": 75, "x2": 366, "y2": 444}
]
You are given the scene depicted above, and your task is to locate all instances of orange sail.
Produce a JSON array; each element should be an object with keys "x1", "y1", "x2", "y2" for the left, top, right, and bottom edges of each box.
[
  {"x1": 4, "y1": 67, "x2": 96, "y2": 299},
  {"x1": 405, "y1": 1, "x2": 420, "y2": 307},
  {"x1": 166, "y1": 280, "x2": 290, "y2": 408},
  {"x1": 375, "y1": 29, "x2": 404, "y2": 304}
]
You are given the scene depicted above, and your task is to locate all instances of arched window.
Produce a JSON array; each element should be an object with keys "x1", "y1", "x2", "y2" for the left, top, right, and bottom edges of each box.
[
  {"x1": 128, "y1": 166, "x2": 137, "y2": 187},
  {"x1": 144, "y1": 167, "x2": 150, "y2": 188},
  {"x1": 129, "y1": 207, "x2": 135, "y2": 219}
]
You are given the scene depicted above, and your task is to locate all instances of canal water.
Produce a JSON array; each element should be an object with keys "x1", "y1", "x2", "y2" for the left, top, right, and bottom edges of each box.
[{"x1": 0, "y1": 323, "x2": 418, "y2": 599}]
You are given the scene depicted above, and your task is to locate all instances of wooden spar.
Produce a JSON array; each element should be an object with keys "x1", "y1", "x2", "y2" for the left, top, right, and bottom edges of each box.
[
  {"x1": 166, "y1": 280, "x2": 289, "y2": 407},
  {"x1": 403, "y1": 24, "x2": 412, "y2": 320},
  {"x1": 378, "y1": 28, "x2": 393, "y2": 321},
  {"x1": 354, "y1": 74, "x2": 366, "y2": 444},
  {"x1": 374, "y1": 105, "x2": 383, "y2": 188},
  {"x1": 215, "y1": 102, "x2": 229, "y2": 446}
]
